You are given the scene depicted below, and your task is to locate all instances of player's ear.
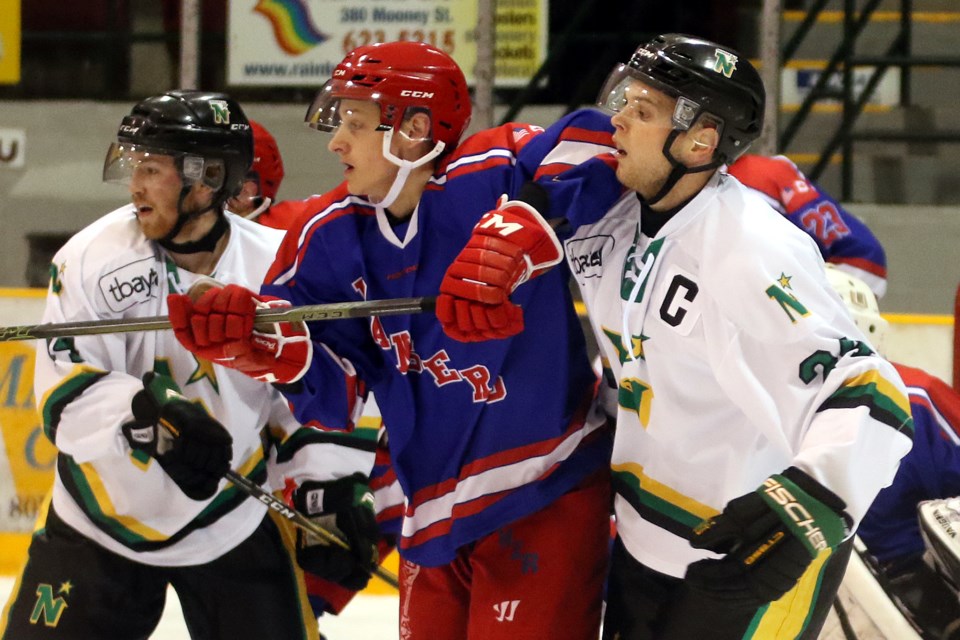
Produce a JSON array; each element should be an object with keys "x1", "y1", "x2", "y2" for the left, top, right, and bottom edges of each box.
[
  {"x1": 187, "y1": 180, "x2": 217, "y2": 209},
  {"x1": 693, "y1": 129, "x2": 719, "y2": 154},
  {"x1": 407, "y1": 112, "x2": 432, "y2": 141},
  {"x1": 226, "y1": 178, "x2": 260, "y2": 215},
  {"x1": 397, "y1": 111, "x2": 434, "y2": 160},
  {"x1": 686, "y1": 123, "x2": 719, "y2": 163}
]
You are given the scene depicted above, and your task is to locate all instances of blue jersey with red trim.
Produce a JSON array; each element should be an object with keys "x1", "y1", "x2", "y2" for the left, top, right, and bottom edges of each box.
[
  {"x1": 858, "y1": 363, "x2": 960, "y2": 564},
  {"x1": 261, "y1": 109, "x2": 622, "y2": 566},
  {"x1": 728, "y1": 154, "x2": 888, "y2": 297}
]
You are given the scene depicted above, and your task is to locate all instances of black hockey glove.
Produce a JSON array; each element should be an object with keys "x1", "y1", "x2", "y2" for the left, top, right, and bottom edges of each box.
[
  {"x1": 292, "y1": 473, "x2": 379, "y2": 591},
  {"x1": 684, "y1": 467, "x2": 850, "y2": 608},
  {"x1": 121, "y1": 372, "x2": 232, "y2": 501}
]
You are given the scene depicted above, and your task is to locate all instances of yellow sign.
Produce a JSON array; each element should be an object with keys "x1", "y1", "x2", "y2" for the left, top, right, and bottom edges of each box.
[
  {"x1": 0, "y1": 341, "x2": 55, "y2": 532},
  {"x1": 0, "y1": 0, "x2": 21, "y2": 85}
]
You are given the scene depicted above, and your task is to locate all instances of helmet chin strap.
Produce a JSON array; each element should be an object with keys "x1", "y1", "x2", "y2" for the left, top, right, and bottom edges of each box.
[
  {"x1": 243, "y1": 196, "x2": 272, "y2": 221},
  {"x1": 371, "y1": 129, "x2": 445, "y2": 210},
  {"x1": 158, "y1": 186, "x2": 229, "y2": 254},
  {"x1": 644, "y1": 130, "x2": 722, "y2": 206}
]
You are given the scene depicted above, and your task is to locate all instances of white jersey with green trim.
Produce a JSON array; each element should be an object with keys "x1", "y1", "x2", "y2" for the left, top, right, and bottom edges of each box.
[
  {"x1": 564, "y1": 172, "x2": 914, "y2": 578},
  {"x1": 36, "y1": 205, "x2": 375, "y2": 567}
]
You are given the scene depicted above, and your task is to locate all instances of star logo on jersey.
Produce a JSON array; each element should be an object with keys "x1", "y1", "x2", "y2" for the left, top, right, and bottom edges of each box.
[
  {"x1": 778, "y1": 272, "x2": 793, "y2": 289},
  {"x1": 602, "y1": 326, "x2": 649, "y2": 363},
  {"x1": 187, "y1": 355, "x2": 219, "y2": 393},
  {"x1": 58, "y1": 581, "x2": 73, "y2": 596}
]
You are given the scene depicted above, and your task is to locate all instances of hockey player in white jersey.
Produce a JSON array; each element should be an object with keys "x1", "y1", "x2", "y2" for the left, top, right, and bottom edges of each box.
[
  {"x1": 579, "y1": 34, "x2": 914, "y2": 639},
  {"x1": 440, "y1": 34, "x2": 915, "y2": 639},
  {"x1": 0, "y1": 91, "x2": 375, "y2": 640}
]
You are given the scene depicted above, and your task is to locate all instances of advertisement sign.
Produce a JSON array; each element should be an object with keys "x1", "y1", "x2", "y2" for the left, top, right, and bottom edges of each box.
[
  {"x1": 0, "y1": 340, "x2": 55, "y2": 533},
  {"x1": 0, "y1": 0, "x2": 21, "y2": 85},
  {"x1": 227, "y1": 0, "x2": 546, "y2": 87}
]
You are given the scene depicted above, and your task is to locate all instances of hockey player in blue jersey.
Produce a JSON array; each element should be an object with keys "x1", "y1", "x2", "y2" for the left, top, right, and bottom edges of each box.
[
  {"x1": 441, "y1": 33, "x2": 912, "y2": 639},
  {"x1": 168, "y1": 41, "x2": 624, "y2": 639},
  {"x1": 824, "y1": 266, "x2": 960, "y2": 639},
  {"x1": 729, "y1": 154, "x2": 888, "y2": 298}
]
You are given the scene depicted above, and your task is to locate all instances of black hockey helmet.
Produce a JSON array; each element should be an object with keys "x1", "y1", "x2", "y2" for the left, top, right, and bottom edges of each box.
[
  {"x1": 597, "y1": 33, "x2": 765, "y2": 164},
  {"x1": 105, "y1": 91, "x2": 254, "y2": 204}
]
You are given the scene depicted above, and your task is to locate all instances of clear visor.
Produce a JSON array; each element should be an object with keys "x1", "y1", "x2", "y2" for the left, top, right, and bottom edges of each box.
[
  {"x1": 596, "y1": 64, "x2": 715, "y2": 133},
  {"x1": 102, "y1": 142, "x2": 225, "y2": 190},
  {"x1": 305, "y1": 80, "x2": 391, "y2": 133}
]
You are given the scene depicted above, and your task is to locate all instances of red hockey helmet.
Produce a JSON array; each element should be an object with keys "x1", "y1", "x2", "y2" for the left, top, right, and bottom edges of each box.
[
  {"x1": 249, "y1": 120, "x2": 285, "y2": 201},
  {"x1": 306, "y1": 41, "x2": 472, "y2": 150}
]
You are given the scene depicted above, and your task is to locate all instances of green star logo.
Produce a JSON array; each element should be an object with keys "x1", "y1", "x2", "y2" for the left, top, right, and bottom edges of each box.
[
  {"x1": 187, "y1": 355, "x2": 219, "y2": 393},
  {"x1": 602, "y1": 326, "x2": 649, "y2": 364}
]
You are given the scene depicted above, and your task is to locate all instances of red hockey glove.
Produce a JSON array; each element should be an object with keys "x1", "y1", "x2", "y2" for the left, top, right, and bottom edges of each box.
[
  {"x1": 437, "y1": 198, "x2": 562, "y2": 342},
  {"x1": 168, "y1": 284, "x2": 312, "y2": 384}
]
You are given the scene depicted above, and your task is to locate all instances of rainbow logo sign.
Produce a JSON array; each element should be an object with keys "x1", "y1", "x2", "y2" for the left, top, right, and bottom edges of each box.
[{"x1": 254, "y1": 0, "x2": 328, "y2": 56}]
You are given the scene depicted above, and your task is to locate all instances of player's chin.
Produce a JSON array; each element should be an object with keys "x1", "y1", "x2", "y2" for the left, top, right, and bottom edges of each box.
[
  {"x1": 615, "y1": 166, "x2": 644, "y2": 193},
  {"x1": 347, "y1": 179, "x2": 378, "y2": 202},
  {"x1": 137, "y1": 219, "x2": 174, "y2": 241}
]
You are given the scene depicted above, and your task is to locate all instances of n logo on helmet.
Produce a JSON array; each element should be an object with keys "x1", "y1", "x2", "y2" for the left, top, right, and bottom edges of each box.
[
  {"x1": 712, "y1": 48, "x2": 739, "y2": 78},
  {"x1": 210, "y1": 101, "x2": 231, "y2": 125}
]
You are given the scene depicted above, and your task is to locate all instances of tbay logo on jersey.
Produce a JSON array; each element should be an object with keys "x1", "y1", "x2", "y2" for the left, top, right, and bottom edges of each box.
[
  {"x1": 566, "y1": 234, "x2": 615, "y2": 280},
  {"x1": 98, "y1": 257, "x2": 161, "y2": 312}
]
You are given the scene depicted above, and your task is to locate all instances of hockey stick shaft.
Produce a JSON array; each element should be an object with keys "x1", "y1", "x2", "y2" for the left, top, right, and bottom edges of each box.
[
  {"x1": 0, "y1": 296, "x2": 436, "y2": 342},
  {"x1": 225, "y1": 470, "x2": 400, "y2": 589}
]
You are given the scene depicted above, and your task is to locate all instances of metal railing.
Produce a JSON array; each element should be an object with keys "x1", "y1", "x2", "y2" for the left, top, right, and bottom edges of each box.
[{"x1": 779, "y1": 0, "x2": 960, "y2": 199}]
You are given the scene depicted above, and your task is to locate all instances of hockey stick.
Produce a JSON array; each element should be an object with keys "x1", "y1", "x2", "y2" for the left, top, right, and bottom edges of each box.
[
  {"x1": 226, "y1": 470, "x2": 400, "y2": 589},
  {"x1": 0, "y1": 296, "x2": 436, "y2": 342}
]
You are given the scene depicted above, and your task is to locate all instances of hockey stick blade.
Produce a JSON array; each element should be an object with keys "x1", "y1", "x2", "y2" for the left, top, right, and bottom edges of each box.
[
  {"x1": 226, "y1": 470, "x2": 400, "y2": 589},
  {"x1": 0, "y1": 296, "x2": 436, "y2": 342}
]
